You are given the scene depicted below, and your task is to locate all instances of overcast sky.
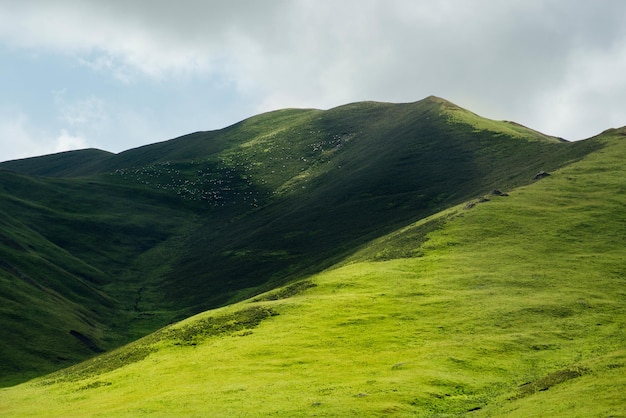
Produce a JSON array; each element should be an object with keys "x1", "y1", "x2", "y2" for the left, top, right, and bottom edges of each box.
[{"x1": 1, "y1": 0, "x2": 625, "y2": 161}]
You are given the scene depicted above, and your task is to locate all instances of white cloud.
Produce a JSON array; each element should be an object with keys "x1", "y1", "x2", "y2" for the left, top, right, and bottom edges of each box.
[
  {"x1": 2, "y1": 1, "x2": 625, "y2": 106},
  {"x1": 1, "y1": 0, "x2": 626, "y2": 161},
  {"x1": 0, "y1": 112, "x2": 47, "y2": 161},
  {"x1": 0, "y1": 111, "x2": 89, "y2": 161},
  {"x1": 54, "y1": 129, "x2": 87, "y2": 152},
  {"x1": 0, "y1": 1, "x2": 286, "y2": 81},
  {"x1": 531, "y1": 36, "x2": 626, "y2": 140}
]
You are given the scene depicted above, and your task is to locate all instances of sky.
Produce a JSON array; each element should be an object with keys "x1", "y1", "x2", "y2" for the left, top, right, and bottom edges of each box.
[{"x1": 1, "y1": 0, "x2": 625, "y2": 162}]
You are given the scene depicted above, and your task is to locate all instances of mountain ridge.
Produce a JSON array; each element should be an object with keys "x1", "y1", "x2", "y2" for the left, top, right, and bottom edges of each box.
[{"x1": 0, "y1": 95, "x2": 566, "y2": 173}]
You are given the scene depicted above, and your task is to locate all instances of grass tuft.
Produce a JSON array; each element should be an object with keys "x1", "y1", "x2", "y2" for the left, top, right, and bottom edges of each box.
[
  {"x1": 252, "y1": 280, "x2": 317, "y2": 302},
  {"x1": 154, "y1": 306, "x2": 278, "y2": 346}
]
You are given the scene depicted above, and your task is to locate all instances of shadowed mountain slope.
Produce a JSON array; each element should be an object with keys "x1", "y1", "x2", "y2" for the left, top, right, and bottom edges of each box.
[
  {"x1": 0, "y1": 149, "x2": 114, "y2": 177},
  {"x1": 0, "y1": 96, "x2": 601, "y2": 386}
]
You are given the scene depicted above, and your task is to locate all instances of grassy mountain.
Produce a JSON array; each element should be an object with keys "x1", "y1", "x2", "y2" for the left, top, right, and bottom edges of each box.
[
  {"x1": 0, "y1": 96, "x2": 602, "y2": 389},
  {"x1": 0, "y1": 124, "x2": 623, "y2": 416}
]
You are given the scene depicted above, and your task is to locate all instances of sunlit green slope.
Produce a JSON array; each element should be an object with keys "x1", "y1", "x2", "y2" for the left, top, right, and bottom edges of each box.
[{"x1": 1, "y1": 128, "x2": 623, "y2": 416}]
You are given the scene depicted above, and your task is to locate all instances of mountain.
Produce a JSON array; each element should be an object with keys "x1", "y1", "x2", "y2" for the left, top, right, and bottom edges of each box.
[
  {"x1": 0, "y1": 96, "x2": 605, "y2": 392},
  {"x1": 0, "y1": 119, "x2": 624, "y2": 416}
]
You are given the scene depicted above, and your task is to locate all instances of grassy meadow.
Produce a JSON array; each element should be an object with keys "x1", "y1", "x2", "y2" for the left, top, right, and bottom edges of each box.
[{"x1": 0, "y1": 128, "x2": 624, "y2": 415}]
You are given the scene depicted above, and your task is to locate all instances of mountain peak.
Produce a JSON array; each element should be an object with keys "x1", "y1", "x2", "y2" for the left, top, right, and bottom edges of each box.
[{"x1": 423, "y1": 94, "x2": 449, "y2": 103}]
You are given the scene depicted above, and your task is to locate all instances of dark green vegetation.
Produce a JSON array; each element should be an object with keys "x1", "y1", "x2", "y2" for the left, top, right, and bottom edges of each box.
[
  {"x1": 0, "y1": 96, "x2": 606, "y2": 394},
  {"x1": 39, "y1": 305, "x2": 277, "y2": 387}
]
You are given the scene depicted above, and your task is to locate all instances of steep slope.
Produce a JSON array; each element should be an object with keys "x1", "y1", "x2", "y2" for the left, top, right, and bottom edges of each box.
[
  {"x1": 0, "y1": 96, "x2": 600, "y2": 386},
  {"x1": 1, "y1": 127, "x2": 623, "y2": 416}
]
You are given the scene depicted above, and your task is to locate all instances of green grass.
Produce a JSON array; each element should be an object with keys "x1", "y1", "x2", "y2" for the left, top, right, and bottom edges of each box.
[
  {"x1": 0, "y1": 127, "x2": 624, "y2": 415},
  {"x1": 438, "y1": 96, "x2": 564, "y2": 142}
]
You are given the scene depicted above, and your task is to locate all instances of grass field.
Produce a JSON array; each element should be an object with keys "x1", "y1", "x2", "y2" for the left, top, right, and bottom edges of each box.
[{"x1": 0, "y1": 127, "x2": 623, "y2": 415}]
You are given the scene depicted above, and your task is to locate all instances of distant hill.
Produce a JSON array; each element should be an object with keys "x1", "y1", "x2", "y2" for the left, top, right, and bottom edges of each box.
[
  {"x1": 0, "y1": 96, "x2": 602, "y2": 387},
  {"x1": 0, "y1": 148, "x2": 114, "y2": 177}
]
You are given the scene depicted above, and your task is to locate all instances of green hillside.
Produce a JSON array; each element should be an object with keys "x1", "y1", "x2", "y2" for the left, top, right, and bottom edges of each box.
[
  {"x1": 0, "y1": 96, "x2": 602, "y2": 388},
  {"x1": 0, "y1": 125, "x2": 623, "y2": 416}
]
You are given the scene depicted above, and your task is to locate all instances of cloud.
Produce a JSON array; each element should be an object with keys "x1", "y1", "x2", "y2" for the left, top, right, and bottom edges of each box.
[
  {"x1": 0, "y1": 0, "x2": 290, "y2": 81},
  {"x1": 54, "y1": 129, "x2": 88, "y2": 152},
  {"x1": 0, "y1": 112, "x2": 42, "y2": 160},
  {"x1": 532, "y1": 37, "x2": 626, "y2": 139},
  {"x1": 0, "y1": 111, "x2": 88, "y2": 161},
  {"x1": 1, "y1": 0, "x2": 626, "y2": 159},
  {"x1": 53, "y1": 91, "x2": 108, "y2": 130}
]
